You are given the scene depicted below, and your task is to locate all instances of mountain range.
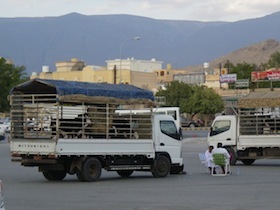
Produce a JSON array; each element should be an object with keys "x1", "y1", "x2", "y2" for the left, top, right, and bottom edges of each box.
[{"x1": 0, "y1": 12, "x2": 280, "y2": 75}]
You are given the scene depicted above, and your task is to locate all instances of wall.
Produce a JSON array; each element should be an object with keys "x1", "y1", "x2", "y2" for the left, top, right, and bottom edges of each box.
[{"x1": 106, "y1": 58, "x2": 162, "y2": 73}]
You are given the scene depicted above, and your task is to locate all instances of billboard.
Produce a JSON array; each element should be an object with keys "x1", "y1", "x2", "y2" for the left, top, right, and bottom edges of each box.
[
  {"x1": 174, "y1": 73, "x2": 205, "y2": 84},
  {"x1": 220, "y1": 74, "x2": 237, "y2": 83},
  {"x1": 235, "y1": 79, "x2": 249, "y2": 88},
  {"x1": 251, "y1": 70, "x2": 280, "y2": 81}
]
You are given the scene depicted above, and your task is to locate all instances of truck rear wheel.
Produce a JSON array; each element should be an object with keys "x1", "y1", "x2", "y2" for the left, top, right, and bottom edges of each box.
[
  {"x1": 42, "y1": 171, "x2": 67, "y2": 181},
  {"x1": 81, "y1": 157, "x2": 102, "y2": 182},
  {"x1": 117, "y1": 170, "x2": 134, "y2": 177},
  {"x1": 241, "y1": 159, "x2": 255, "y2": 165},
  {"x1": 152, "y1": 155, "x2": 171, "y2": 178}
]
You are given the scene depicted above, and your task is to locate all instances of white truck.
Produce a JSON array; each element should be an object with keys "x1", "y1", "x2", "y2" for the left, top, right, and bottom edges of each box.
[
  {"x1": 9, "y1": 79, "x2": 184, "y2": 182},
  {"x1": 208, "y1": 91, "x2": 280, "y2": 165}
]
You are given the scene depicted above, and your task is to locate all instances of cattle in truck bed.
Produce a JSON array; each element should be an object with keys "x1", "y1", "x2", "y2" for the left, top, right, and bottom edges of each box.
[{"x1": 52, "y1": 113, "x2": 136, "y2": 139}]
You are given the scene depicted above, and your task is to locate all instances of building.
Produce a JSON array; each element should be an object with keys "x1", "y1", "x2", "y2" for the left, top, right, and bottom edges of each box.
[
  {"x1": 154, "y1": 64, "x2": 187, "y2": 85},
  {"x1": 106, "y1": 58, "x2": 161, "y2": 91},
  {"x1": 30, "y1": 58, "x2": 238, "y2": 96},
  {"x1": 31, "y1": 58, "x2": 158, "y2": 91},
  {"x1": 106, "y1": 58, "x2": 162, "y2": 73},
  {"x1": 154, "y1": 62, "x2": 229, "y2": 91}
]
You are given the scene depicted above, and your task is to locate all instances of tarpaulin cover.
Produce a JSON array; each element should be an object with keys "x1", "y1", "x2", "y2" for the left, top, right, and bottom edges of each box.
[{"x1": 9, "y1": 79, "x2": 154, "y2": 101}]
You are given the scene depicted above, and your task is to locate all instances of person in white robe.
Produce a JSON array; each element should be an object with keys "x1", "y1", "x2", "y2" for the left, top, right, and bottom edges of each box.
[{"x1": 205, "y1": 145, "x2": 216, "y2": 174}]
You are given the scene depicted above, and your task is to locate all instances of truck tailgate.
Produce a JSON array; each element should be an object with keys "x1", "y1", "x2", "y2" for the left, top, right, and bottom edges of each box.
[{"x1": 10, "y1": 139, "x2": 56, "y2": 155}]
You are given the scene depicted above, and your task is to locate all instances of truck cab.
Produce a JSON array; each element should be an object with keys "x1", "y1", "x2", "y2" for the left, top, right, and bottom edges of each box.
[
  {"x1": 207, "y1": 115, "x2": 237, "y2": 164},
  {"x1": 154, "y1": 115, "x2": 183, "y2": 166}
]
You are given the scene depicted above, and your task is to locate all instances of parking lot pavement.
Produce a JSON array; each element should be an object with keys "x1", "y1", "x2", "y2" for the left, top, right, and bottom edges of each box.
[
  {"x1": 0, "y1": 180, "x2": 5, "y2": 210},
  {"x1": 2, "y1": 136, "x2": 280, "y2": 209}
]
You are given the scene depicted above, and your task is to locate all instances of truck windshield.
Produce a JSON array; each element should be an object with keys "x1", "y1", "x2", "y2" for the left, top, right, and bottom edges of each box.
[
  {"x1": 210, "y1": 120, "x2": 231, "y2": 136},
  {"x1": 160, "y1": 120, "x2": 180, "y2": 140}
]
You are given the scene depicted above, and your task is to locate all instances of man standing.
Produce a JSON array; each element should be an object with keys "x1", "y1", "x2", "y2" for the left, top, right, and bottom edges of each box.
[{"x1": 212, "y1": 142, "x2": 231, "y2": 174}]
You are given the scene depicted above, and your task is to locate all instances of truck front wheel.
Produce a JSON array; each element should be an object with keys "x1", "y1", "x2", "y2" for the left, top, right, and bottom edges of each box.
[
  {"x1": 241, "y1": 159, "x2": 255, "y2": 165},
  {"x1": 42, "y1": 171, "x2": 67, "y2": 181},
  {"x1": 81, "y1": 157, "x2": 102, "y2": 182},
  {"x1": 152, "y1": 155, "x2": 171, "y2": 178},
  {"x1": 170, "y1": 165, "x2": 184, "y2": 174}
]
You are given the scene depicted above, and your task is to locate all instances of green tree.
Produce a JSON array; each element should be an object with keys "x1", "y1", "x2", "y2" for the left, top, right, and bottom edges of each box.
[
  {"x1": 230, "y1": 62, "x2": 256, "y2": 79},
  {"x1": 156, "y1": 81, "x2": 193, "y2": 107},
  {"x1": 262, "y1": 51, "x2": 280, "y2": 88},
  {"x1": 267, "y1": 51, "x2": 280, "y2": 68},
  {"x1": 223, "y1": 60, "x2": 234, "y2": 74},
  {"x1": 156, "y1": 82, "x2": 224, "y2": 121},
  {"x1": 180, "y1": 86, "x2": 224, "y2": 123},
  {"x1": 0, "y1": 58, "x2": 28, "y2": 112}
]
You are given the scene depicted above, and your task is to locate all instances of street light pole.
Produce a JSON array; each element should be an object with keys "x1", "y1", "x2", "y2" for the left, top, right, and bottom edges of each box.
[{"x1": 119, "y1": 36, "x2": 140, "y2": 83}]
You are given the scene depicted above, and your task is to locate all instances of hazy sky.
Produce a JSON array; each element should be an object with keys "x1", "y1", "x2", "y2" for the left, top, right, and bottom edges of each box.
[{"x1": 1, "y1": 0, "x2": 280, "y2": 22}]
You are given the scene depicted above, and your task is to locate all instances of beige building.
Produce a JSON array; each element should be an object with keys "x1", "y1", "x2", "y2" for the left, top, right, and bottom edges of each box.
[
  {"x1": 154, "y1": 63, "x2": 229, "y2": 91},
  {"x1": 31, "y1": 58, "x2": 157, "y2": 91},
  {"x1": 30, "y1": 58, "x2": 234, "y2": 95},
  {"x1": 105, "y1": 58, "x2": 161, "y2": 90},
  {"x1": 154, "y1": 64, "x2": 187, "y2": 86},
  {"x1": 204, "y1": 67, "x2": 229, "y2": 91},
  {"x1": 155, "y1": 64, "x2": 197, "y2": 89}
]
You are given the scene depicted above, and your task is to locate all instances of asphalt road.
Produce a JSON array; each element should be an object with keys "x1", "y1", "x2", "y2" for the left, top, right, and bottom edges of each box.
[
  {"x1": 182, "y1": 129, "x2": 208, "y2": 138},
  {"x1": 1, "y1": 133, "x2": 280, "y2": 210}
]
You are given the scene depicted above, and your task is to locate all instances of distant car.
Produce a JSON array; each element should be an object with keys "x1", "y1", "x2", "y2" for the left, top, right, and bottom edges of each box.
[
  {"x1": 0, "y1": 125, "x2": 5, "y2": 141},
  {"x1": 181, "y1": 117, "x2": 204, "y2": 128},
  {"x1": 0, "y1": 121, "x2": 10, "y2": 133}
]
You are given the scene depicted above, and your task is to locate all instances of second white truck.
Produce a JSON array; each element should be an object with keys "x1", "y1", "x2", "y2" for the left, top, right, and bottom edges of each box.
[
  {"x1": 208, "y1": 90, "x2": 280, "y2": 165},
  {"x1": 9, "y1": 79, "x2": 184, "y2": 181}
]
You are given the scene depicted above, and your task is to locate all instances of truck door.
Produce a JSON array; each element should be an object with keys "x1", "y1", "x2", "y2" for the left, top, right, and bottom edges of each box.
[
  {"x1": 207, "y1": 116, "x2": 237, "y2": 147},
  {"x1": 156, "y1": 120, "x2": 182, "y2": 164}
]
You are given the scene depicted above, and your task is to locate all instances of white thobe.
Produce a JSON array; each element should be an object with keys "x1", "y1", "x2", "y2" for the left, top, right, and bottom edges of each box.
[{"x1": 205, "y1": 150, "x2": 215, "y2": 167}]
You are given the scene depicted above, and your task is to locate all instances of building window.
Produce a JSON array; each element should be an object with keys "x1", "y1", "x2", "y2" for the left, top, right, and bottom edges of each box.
[{"x1": 160, "y1": 71, "x2": 165, "y2": 76}]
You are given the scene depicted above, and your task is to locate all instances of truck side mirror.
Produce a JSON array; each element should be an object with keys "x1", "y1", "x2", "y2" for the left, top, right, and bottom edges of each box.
[
  {"x1": 179, "y1": 127, "x2": 183, "y2": 140},
  {"x1": 209, "y1": 127, "x2": 213, "y2": 136}
]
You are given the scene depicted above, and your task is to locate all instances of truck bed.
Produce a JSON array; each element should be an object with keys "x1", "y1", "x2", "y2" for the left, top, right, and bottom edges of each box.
[{"x1": 238, "y1": 135, "x2": 280, "y2": 149}]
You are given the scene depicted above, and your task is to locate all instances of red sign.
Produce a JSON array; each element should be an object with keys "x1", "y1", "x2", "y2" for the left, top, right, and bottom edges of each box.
[{"x1": 251, "y1": 70, "x2": 280, "y2": 81}]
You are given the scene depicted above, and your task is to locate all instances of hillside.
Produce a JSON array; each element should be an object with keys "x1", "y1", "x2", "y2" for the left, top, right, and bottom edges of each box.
[
  {"x1": 183, "y1": 39, "x2": 280, "y2": 72},
  {"x1": 210, "y1": 39, "x2": 280, "y2": 68}
]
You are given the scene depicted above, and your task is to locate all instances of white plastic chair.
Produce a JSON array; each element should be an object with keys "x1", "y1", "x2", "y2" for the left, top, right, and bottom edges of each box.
[{"x1": 198, "y1": 153, "x2": 208, "y2": 173}]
